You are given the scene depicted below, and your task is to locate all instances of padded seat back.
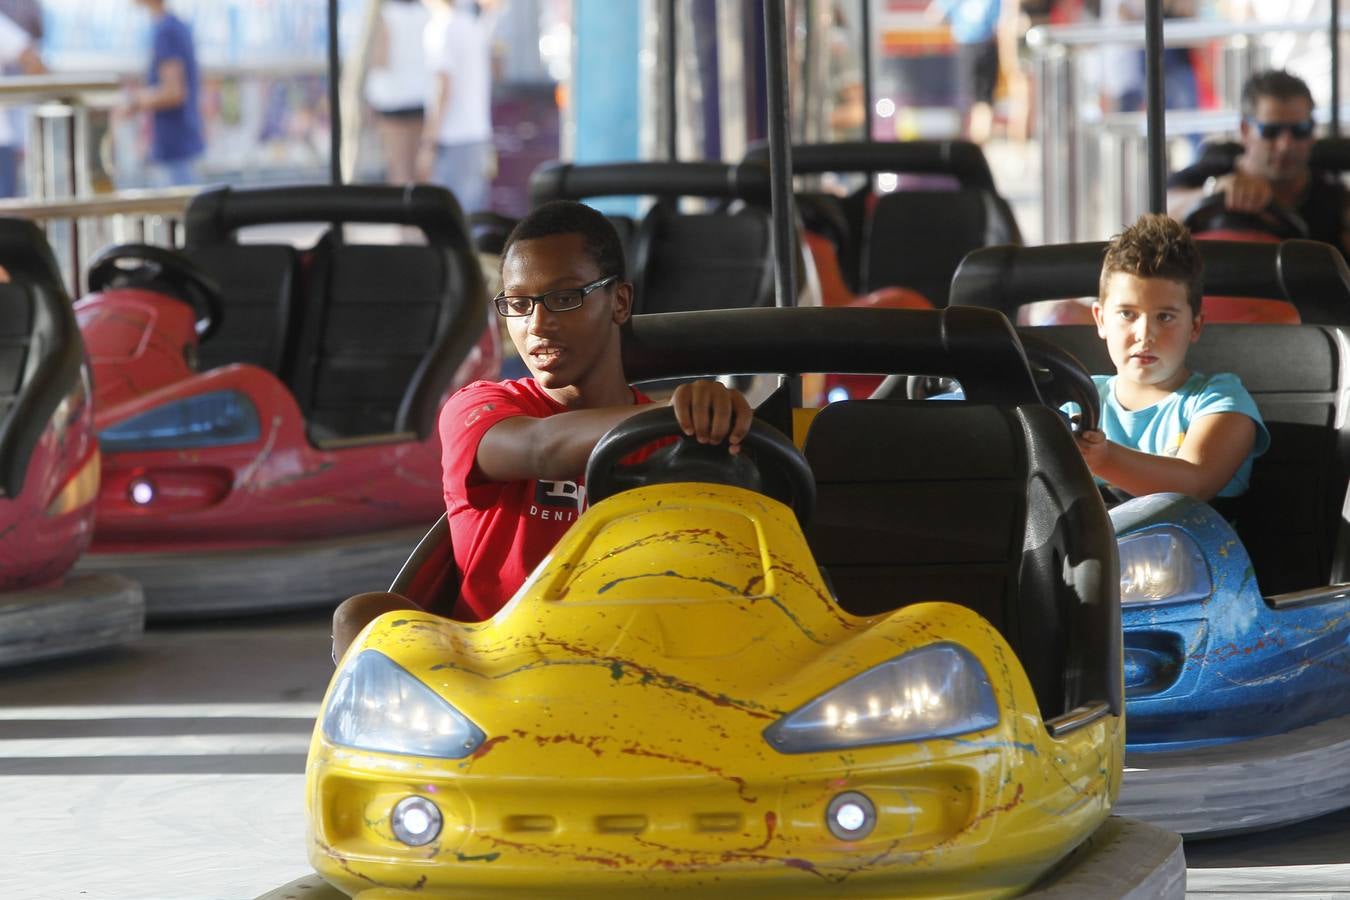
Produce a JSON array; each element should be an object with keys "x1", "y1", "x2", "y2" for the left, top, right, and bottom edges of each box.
[
  {"x1": 630, "y1": 204, "x2": 775, "y2": 315},
  {"x1": 184, "y1": 185, "x2": 488, "y2": 444},
  {"x1": 180, "y1": 244, "x2": 301, "y2": 376},
  {"x1": 802, "y1": 399, "x2": 1118, "y2": 722},
  {"x1": 0, "y1": 219, "x2": 82, "y2": 498},
  {"x1": 0, "y1": 284, "x2": 32, "y2": 423},
  {"x1": 863, "y1": 190, "x2": 1020, "y2": 306},
  {"x1": 291, "y1": 241, "x2": 466, "y2": 439},
  {"x1": 1028, "y1": 324, "x2": 1350, "y2": 595}
]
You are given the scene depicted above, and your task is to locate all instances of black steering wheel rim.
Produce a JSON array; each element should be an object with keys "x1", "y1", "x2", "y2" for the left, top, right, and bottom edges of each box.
[
  {"x1": 585, "y1": 405, "x2": 816, "y2": 525},
  {"x1": 1182, "y1": 191, "x2": 1309, "y2": 241},
  {"x1": 1019, "y1": 332, "x2": 1101, "y2": 434},
  {"x1": 872, "y1": 335, "x2": 1100, "y2": 433},
  {"x1": 87, "y1": 243, "x2": 224, "y2": 342}
]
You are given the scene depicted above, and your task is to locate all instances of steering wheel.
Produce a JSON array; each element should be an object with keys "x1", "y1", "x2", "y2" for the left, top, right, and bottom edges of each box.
[
  {"x1": 1182, "y1": 191, "x2": 1309, "y2": 241},
  {"x1": 871, "y1": 335, "x2": 1101, "y2": 434},
  {"x1": 585, "y1": 406, "x2": 816, "y2": 526},
  {"x1": 87, "y1": 243, "x2": 224, "y2": 342},
  {"x1": 1018, "y1": 332, "x2": 1101, "y2": 434}
]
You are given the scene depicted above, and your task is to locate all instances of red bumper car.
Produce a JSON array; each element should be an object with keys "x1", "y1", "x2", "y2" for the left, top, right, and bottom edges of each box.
[
  {"x1": 0, "y1": 219, "x2": 143, "y2": 665},
  {"x1": 72, "y1": 185, "x2": 499, "y2": 618}
]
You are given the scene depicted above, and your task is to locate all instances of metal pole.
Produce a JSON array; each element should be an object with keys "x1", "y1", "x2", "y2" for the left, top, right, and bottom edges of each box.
[
  {"x1": 1334, "y1": 0, "x2": 1341, "y2": 136},
  {"x1": 763, "y1": 0, "x2": 797, "y2": 307},
  {"x1": 663, "y1": 0, "x2": 678, "y2": 161},
  {"x1": 860, "y1": 0, "x2": 873, "y2": 141},
  {"x1": 327, "y1": 0, "x2": 342, "y2": 186},
  {"x1": 1144, "y1": 0, "x2": 1165, "y2": 214}
]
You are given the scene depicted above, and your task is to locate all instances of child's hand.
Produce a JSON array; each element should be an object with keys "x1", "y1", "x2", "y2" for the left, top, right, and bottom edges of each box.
[
  {"x1": 669, "y1": 381, "x2": 753, "y2": 454},
  {"x1": 1075, "y1": 429, "x2": 1110, "y2": 472}
]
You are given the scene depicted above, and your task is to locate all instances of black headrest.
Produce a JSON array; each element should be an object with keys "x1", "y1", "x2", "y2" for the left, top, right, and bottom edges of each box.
[
  {"x1": 185, "y1": 184, "x2": 472, "y2": 250},
  {"x1": 949, "y1": 239, "x2": 1350, "y2": 324},
  {"x1": 621, "y1": 306, "x2": 1041, "y2": 406},
  {"x1": 743, "y1": 140, "x2": 999, "y2": 192},
  {"x1": 529, "y1": 161, "x2": 772, "y2": 206}
]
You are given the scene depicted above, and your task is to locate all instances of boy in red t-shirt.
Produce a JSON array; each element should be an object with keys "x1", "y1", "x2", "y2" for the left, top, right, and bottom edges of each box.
[{"x1": 332, "y1": 200, "x2": 753, "y2": 658}]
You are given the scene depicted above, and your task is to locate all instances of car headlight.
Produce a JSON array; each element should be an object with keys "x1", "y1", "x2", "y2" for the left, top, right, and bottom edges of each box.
[
  {"x1": 99, "y1": 390, "x2": 260, "y2": 452},
  {"x1": 322, "y1": 650, "x2": 486, "y2": 758},
  {"x1": 1118, "y1": 526, "x2": 1211, "y2": 605},
  {"x1": 763, "y1": 643, "x2": 999, "y2": 754}
]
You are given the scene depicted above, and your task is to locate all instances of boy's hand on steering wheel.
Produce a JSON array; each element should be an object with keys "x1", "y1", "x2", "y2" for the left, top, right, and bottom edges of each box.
[
  {"x1": 669, "y1": 381, "x2": 753, "y2": 454},
  {"x1": 1075, "y1": 428, "x2": 1111, "y2": 473}
]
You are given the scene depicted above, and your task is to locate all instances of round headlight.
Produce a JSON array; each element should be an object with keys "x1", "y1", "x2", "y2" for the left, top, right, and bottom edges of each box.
[
  {"x1": 391, "y1": 795, "x2": 443, "y2": 846},
  {"x1": 826, "y1": 791, "x2": 876, "y2": 841}
]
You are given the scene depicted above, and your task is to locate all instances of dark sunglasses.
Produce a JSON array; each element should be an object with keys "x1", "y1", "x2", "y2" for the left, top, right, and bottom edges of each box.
[
  {"x1": 1246, "y1": 118, "x2": 1315, "y2": 140},
  {"x1": 494, "y1": 275, "x2": 620, "y2": 317}
]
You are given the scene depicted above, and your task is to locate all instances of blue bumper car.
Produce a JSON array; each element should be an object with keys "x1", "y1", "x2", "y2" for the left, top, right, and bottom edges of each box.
[{"x1": 950, "y1": 238, "x2": 1350, "y2": 837}]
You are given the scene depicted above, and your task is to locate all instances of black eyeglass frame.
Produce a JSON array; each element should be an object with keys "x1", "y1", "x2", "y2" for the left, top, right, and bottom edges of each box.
[
  {"x1": 1245, "y1": 117, "x2": 1316, "y2": 140},
  {"x1": 493, "y1": 275, "x2": 621, "y2": 318}
]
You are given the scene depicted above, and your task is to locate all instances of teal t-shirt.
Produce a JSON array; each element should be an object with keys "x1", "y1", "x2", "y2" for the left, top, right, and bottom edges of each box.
[{"x1": 1093, "y1": 372, "x2": 1271, "y2": 498}]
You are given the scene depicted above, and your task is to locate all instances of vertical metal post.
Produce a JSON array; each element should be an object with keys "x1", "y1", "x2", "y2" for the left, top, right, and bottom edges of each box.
[
  {"x1": 1333, "y1": 0, "x2": 1342, "y2": 136},
  {"x1": 1144, "y1": 0, "x2": 1166, "y2": 214},
  {"x1": 763, "y1": 0, "x2": 797, "y2": 308},
  {"x1": 860, "y1": 0, "x2": 873, "y2": 141},
  {"x1": 663, "y1": 0, "x2": 678, "y2": 160},
  {"x1": 327, "y1": 0, "x2": 342, "y2": 186}
]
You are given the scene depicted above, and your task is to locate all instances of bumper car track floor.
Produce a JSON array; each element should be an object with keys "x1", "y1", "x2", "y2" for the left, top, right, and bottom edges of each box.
[{"x1": 0, "y1": 610, "x2": 1346, "y2": 899}]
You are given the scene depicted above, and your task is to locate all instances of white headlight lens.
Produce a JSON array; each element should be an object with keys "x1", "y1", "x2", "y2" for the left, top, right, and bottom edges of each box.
[
  {"x1": 763, "y1": 643, "x2": 999, "y2": 754},
  {"x1": 1118, "y1": 526, "x2": 1210, "y2": 605},
  {"x1": 321, "y1": 650, "x2": 485, "y2": 758}
]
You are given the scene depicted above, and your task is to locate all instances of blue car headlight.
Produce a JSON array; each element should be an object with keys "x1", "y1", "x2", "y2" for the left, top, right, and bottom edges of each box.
[
  {"x1": 99, "y1": 390, "x2": 261, "y2": 452},
  {"x1": 1118, "y1": 526, "x2": 1211, "y2": 605},
  {"x1": 763, "y1": 643, "x2": 1000, "y2": 754},
  {"x1": 322, "y1": 650, "x2": 486, "y2": 758}
]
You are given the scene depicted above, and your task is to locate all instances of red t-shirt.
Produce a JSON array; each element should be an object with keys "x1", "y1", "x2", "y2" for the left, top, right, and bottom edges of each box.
[{"x1": 439, "y1": 378, "x2": 656, "y2": 621}]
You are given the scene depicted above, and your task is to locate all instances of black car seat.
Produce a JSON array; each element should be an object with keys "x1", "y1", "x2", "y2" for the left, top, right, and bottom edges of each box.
[
  {"x1": 0, "y1": 219, "x2": 84, "y2": 498},
  {"x1": 530, "y1": 161, "x2": 783, "y2": 314},
  {"x1": 949, "y1": 239, "x2": 1350, "y2": 326},
  {"x1": 188, "y1": 185, "x2": 487, "y2": 444},
  {"x1": 743, "y1": 140, "x2": 1022, "y2": 302},
  {"x1": 1027, "y1": 324, "x2": 1350, "y2": 597},
  {"x1": 183, "y1": 189, "x2": 306, "y2": 376},
  {"x1": 286, "y1": 187, "x2": 487, "y2": 442}
]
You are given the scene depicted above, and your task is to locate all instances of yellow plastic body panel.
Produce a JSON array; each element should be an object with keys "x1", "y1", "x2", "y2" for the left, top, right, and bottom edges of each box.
[{"x1": 308, "y1": 483, "x2": 1122, "y2": 898}]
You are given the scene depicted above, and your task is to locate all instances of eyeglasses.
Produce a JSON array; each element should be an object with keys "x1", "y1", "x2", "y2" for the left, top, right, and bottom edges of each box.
[
  {"x1": 494, "y1": 275, "x2": 620, "y2": 317},
  {"x1": 1246, "y1": 118, "x2": 1315, "y2": 140}
]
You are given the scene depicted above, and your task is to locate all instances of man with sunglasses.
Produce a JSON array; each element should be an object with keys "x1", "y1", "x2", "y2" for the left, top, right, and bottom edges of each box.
[
  {"x1": 331, "y1": 200, "x2": 753, "y2": 658},
  {"x1": 1166, "y1": 70, "x2": 1349, "y2": 256}
]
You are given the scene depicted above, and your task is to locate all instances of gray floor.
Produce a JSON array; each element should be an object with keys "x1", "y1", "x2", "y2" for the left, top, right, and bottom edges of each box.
[{"x1": 2, "y1": 611, "x2": 1347, "y2": 900}]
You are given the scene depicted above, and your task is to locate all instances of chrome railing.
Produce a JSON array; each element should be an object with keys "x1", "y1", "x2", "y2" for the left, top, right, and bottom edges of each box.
[
  {"x1": 1027, "y1": 18, "x2": 1330, "y2": 241},
  {"x1": 0, "y1": 188, "x2": 194, "y2": 295}
]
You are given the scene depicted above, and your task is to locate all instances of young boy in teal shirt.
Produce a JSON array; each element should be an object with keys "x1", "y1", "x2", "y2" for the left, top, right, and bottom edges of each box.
[{"x1": 1077, "y1": 214, "x2": 1270, "y2": 500}]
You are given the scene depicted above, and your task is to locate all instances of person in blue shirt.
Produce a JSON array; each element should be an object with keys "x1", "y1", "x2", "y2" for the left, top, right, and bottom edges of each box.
[
  {"x1": 126, "y1": 0, "x2": 203, "y2": 187},
  {"x1": 1077, "y1": 213, "x2": 1270, "y2": 501},
  {"x1": 927, "y1": 0, "x2": 1013, "y2": 144}
]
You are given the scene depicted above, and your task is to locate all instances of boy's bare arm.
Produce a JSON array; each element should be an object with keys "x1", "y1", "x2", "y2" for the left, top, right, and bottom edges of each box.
[
  {"x1": 476, "y1": 381, "x2": 753, "y2": 484},
  {"x1": 1079, "y1": 412, "x2": 1257, "y2": 501}
]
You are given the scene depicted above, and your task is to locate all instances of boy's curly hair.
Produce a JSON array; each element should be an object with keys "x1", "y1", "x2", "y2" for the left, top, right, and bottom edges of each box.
[{"x1": 1099, "y1": 214, "x2": 1204, "y2": 315}]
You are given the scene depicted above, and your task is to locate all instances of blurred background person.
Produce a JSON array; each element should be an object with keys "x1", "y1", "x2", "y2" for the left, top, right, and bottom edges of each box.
[
  {"x1": 0, "y1": 1, "x2": 43, "y2": 198},
  {"x1": 417, "y1": 0, "x2": 495, "y2": 213},
  {"x1": 365, "y1": 0, "x2": 428, "y2": 184},
  {"x1": 125, "y1": 0, "x2": 203, "y2": 187}
]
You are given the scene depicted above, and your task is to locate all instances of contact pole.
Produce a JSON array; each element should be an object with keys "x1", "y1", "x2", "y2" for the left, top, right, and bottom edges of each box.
[
  {"x1": 1144, "y1": 0, "x2": 1165, "y2": 213},
  {"x1": 861, "y1": 0, "x2": 874, "y2": 142},
  {"x1": 328, "y1": 0, "x2": 342, "y2": 185},
  {"x1": 663, "y1": 0, "x2": 678, "y2": 160},
  {"x1": 1333, "y1": 0, "x2": 1341, "y2": 136},
  {"x1": 764, "y1": 0, "x2": 797, "y2": 307}
]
